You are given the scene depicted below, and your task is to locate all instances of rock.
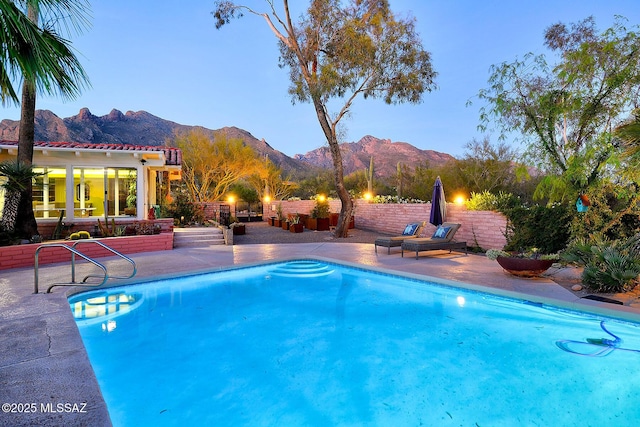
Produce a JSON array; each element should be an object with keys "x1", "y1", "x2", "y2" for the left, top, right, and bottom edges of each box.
[{"x1": 571, "y1": 284, "x2": 583, "y2": 291}]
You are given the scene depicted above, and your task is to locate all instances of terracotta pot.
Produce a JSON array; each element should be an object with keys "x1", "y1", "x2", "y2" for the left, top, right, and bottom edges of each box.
[
  {"x1": 232, "y1": 224, "x2": 245, "y2": 235},
  {"x1": 316, "y1": 218, "x2": 330, "y2": 231},
  {"x1": 282, "y1": 221, "x2": 289, "y2": 230},
  {"x1": 307, "y1": 218, "x2": 317, "y2": 230},
  {"x1": 289, "y1": 223, "x2": 303, "y2": 233},
  {"x1": 496, "y1": 256, "x2": 554, "y2": 277},
  {"x1": 329, "y1": 213, "x2": 339, "y2": 227}
]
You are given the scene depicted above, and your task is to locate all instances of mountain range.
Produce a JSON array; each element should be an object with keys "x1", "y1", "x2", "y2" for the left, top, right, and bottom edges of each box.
[{"x1": 0, "y1": 108, "x2": 455, "y2": 178}]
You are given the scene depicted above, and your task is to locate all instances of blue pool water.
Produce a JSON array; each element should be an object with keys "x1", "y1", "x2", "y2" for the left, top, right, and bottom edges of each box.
[{"x1": 70, "y1": 260, "x2": 640, "y2": 426}]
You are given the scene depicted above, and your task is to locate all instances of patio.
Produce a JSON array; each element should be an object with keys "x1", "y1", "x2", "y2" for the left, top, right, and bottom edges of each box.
[{"x1": 2, "y1": 225, "x2": 640, "y2": 426}]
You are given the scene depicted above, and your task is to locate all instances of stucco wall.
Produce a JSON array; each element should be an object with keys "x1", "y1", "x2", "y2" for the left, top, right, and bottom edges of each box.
[{"x1": 263, "y1": 200, "x2": 507, "y2": 250}]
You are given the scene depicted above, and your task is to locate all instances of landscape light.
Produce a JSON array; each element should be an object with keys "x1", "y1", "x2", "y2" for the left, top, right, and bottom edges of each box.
[
  {"x1": 318, "y1": 195, "x2": 326, "y2": 202},
  {"x1": 227, "y1": 195, "x2": 235, "y2": 204},
  {"x1": 454, "y1": 195, "x2": 466, "y2": 205},
  {"x1": 363, "y1": 192, "x2": 373, "y2": 200}
]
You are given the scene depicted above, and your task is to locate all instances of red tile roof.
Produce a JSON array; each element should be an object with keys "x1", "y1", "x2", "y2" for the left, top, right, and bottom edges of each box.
[{"x1": 0, "y1": 140, "x2": 182, "y2": 165}]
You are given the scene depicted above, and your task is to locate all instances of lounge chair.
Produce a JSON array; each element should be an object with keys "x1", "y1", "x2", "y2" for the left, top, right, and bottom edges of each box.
[
  {"x1": 401, "y1": 222, "x2": 467, "y2": 259},
  {"x1": 374, "y1": 221, "x2": 426, "y2": 254}
]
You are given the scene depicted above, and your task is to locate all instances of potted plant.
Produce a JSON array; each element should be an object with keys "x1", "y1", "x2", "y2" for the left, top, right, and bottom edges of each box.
[
  {"x1": 289, "y1": 214, "x2": 303, "y2": 233},
  {"x1": 487, "y1": 248, "x2": 558, "y2": 277},
  {"x1": 306, "y1": 215, "x2": 317, "y2": 230},
  {"x1": 311, "y1": 198, "x2": 331, "y2": 231},
  {"x1": 298, "y1": 213, "x2": 309, "y2": 229},
  {"x1": 230, "y1": 222, "x2": 245, "y2": 235},
  {"x1": 274, "y1": 203, "x2": 284, "y2": 227}
]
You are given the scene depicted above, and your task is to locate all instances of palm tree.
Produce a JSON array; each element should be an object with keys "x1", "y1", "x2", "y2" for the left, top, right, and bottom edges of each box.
[
  {"x1": 0, "y1": 0, "x2": 90, "y2": 238},
  {"x1": 0, "y1": 0, "x2": 89, "y2": 105},
  {"x1": 0, "y1": 161, "x2": 42, "y2": 234}
]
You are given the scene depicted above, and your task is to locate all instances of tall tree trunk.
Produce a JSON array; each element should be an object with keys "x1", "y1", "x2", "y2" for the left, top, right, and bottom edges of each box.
[
  {"x1": 16, "y1": 4, "x2": 39, "y2": 239},
  {"x1": 0, "y1": 189, "x2": 20, "y2": 233},
  {"x1": 312, "y1": 100, "x2": 353, "y2": 238}
]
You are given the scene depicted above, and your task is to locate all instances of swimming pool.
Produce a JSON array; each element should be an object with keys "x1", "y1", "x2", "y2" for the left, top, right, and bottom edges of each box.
[{"x1": 70, "y1": 260, "x2": 640, "y2": 426}]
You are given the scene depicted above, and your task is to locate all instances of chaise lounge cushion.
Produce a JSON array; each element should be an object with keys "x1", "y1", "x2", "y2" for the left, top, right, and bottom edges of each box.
[
  {"x1": 402, "y1": 223, "x2": 421, "y2": 236},
  {"x1": 432, "y1": 225, "x2": 451, "y2": 239},
  {"x1": 401, "y1": 223, "x2": 466, "y2": 258},
  {"x1": 374, "y1": 221, "x2": 426, "y2": 254}
]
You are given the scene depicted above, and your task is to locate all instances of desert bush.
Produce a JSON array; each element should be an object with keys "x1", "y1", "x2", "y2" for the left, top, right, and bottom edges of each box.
[{"x1": 562, "y1": 235, "x2": 640, "y2": 293}]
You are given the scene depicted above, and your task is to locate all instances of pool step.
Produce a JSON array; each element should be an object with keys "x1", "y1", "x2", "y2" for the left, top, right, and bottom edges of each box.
[
  {"x1": 173, "y1": 227, "x2": 225, "y2": 247},
  {"x1": 270, "y1": 261, "x2": 334, "y2": 277}
]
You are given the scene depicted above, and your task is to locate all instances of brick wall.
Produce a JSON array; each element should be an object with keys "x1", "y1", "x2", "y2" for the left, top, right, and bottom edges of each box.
[
  {"x1": 263, "y1": 200, "x2": 507, "y2": 250},
  {"x1": 0, "y1": 233, "x2": 174, "y2": 270}
]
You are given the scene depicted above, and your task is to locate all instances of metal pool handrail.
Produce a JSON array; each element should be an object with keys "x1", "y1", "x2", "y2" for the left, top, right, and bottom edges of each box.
[
  {"x1": 70, "y1": 239, "x2": 137, "y2": 283},
  {"x1": 34, "y1": 240, "x2": 137, "y2": 294}
]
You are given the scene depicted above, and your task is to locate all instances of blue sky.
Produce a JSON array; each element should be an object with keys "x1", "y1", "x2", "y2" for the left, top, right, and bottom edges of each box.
[{"x1": 2, "y1": 1, "x2": 639, "y2": 158}]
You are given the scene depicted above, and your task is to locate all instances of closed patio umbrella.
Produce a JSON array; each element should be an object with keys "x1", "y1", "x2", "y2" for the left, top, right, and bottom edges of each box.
[{"x1": 429, "y1": 176, "x2": 446, "y2": 226}]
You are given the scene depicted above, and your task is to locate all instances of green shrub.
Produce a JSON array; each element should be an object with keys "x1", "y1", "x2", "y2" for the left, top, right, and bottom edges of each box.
[
  {"x1": 165, "y1": 191, "x2": 204, "y2": 225},
  {"x1": 562, "y1": 235, "x2": 640, "y2": 293},
  {"x1": 570, "y1": 185, "x2": 640, "y2": 242},
  {"x1": 370, "y1": 195, "x2": 427, "y2": 204},
  {"x1": 467, "y1": 191, "x2": 571, "y2": 253},
  {"x1": 310, "y1": 198, "x2": 330, "y2": 218},
  {"x1": 502, "y1": 203, "x2": 572, "y2": 254},
  {"x1": 466, "y1": 191, "x2": 518, "y2": 212}
]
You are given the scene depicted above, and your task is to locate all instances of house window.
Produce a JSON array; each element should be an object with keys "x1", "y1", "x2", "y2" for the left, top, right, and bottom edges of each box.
[
  {"x1": 72, "y1": 167, "x2": 137, "y2": 217},
  {"x1": 73, "y1": 168, "x2": 102, "y2": 218},
  {"x1": 32, "y1": 167, "x2": 65, "y2": 219},
  {"x1": 107, "y1": 168, "x2": 137, "y2": 216}
]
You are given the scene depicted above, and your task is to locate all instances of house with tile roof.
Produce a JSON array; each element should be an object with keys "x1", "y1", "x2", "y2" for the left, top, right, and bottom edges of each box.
[{"x1": 0, "y1": 140, "x2": 182, "y2": 225}]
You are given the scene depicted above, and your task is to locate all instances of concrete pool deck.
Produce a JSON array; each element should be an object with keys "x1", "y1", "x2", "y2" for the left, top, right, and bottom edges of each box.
[{"x1": 2, "y1": 238, "x2": 640, "y2": 426}]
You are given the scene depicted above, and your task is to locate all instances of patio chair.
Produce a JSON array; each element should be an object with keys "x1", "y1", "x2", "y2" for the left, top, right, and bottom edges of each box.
[
  {"x1": 374, "y1": 221, "x2": 426, "y2": 254},
  {"x1": 401, "y1": 222, "x2": 467, "y2": 259}
]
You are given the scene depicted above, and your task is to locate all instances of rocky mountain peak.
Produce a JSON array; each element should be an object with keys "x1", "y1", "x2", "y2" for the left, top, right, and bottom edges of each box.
[
  {"x1": 0, "y1": 108, "x2": 455, "y2": 179},
  {"x1": 76, "y1": 107, "x2": 94, "y2": 121},
  {"x1": 106, "y1": 109, "x2": 125, "y2": 122},
  {"x1": 296, "y1": 135, "x2": 455, "y2": 176}
]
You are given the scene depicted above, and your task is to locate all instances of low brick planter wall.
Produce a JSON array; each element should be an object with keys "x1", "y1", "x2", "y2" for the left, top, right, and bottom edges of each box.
[
  {"x1": 0, "y1": 233, "x2": 174, "y2": 271},
  {"x1": 36, "y1": 218, "x2": 175, "y2": 240}
]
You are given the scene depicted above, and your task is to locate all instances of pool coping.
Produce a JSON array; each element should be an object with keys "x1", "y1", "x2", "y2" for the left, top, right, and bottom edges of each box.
[{"x1": 2, "y1": 243, "x2": 640, "y2": 426}]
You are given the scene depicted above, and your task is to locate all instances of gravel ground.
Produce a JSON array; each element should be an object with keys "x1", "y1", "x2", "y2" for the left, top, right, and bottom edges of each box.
[{"x1": 232, "y1": 220, "x2": 382, "y2": 245}]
